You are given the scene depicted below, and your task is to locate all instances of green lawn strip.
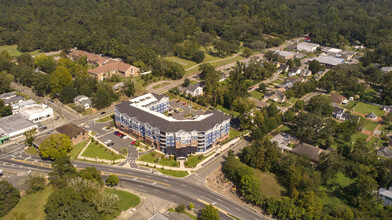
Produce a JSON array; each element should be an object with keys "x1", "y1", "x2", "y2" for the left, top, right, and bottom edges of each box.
[
  {"x1": 351, "y1": 132, "x2": 369, "y2": 142},
  {"x1": 272, "y1": 79, "x2": 284, "y2": 84},
  {"x1": 368, "y1": 137, "x2": 378, "y2": 147},
  {"x1": 82, "y1": 141, "x2": 125, "y2": 160},
  {"x1": 364, "y1": 120, "x2": 379, "y2": 132},
  {"x1": 152, "y1": 82, "x2": 170, "y2": 89},
  {"x1": 209, "y1": 55, "x2": 244, "y2": 68},
  {"x1": 0, "y1": 44, "x2": 41, "y2": 57},
  {"x1": 269, "y1": 126, "x2": 291, "y2": 137},
  {"x1": 3, "y1": 186, "x2": 53, "y2": 220},
  {"x1": 252, "y1": 168, "x2": 285, "y2": 199},
  {"x1": 96, "y1": 114, "x2": 114, "y2": 123},
  {"x1": 229, "y1": 128, "x2": 241, "y2": 139},
  {"x1": 353, "y1": 102, "x2": 386, "y2": 117},
  {"x1": 167, "y1": 208, "x2": 197, "y2": 220},
  {"x1": 163, "y1": 56, "x2": 197, "y2": 70},
  {"x1": 82, "y1": 108, "x2": 94, "y2": 116},
  {"x1": 185, "y1": 155, "x2": 205, "y2": 168},
  {"x1": 228, "y1": 214, "x2": 242, "y2": 220},
  {"x1": 250, "y1": 91, "x2": 264, "y2": 100},
  {"x1": 156, "y1": 168, "x2": 189, "y2": 177},
  {"x1": 138, "y1": 151, "x2": 179, "y2": 167},
  {"x1": 104, "y1": 188, "x2": 140, "y2": 212},
  {"x1": 68, "y1": 140, "x2": 89, "y2": 159},
  {"x1": 25, "y1": 146, "x2": 39, "y2": 156},
  {"x1": 216, "y1": 105, "x2": 240, "y2": 117}
]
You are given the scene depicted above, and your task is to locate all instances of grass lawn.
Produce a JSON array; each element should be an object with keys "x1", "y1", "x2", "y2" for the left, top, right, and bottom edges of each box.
[
  {"x1": 229, "y1": 128, "x2": 241, "y2": 140},
  {"x1": 82, "y1": 108, "x2": 94, "y2": 116},
  {"x1": 351, "y1": 132, "x2": 369, "y2": 143},
  {"x1": 344, "y1": 101, "x2": 357, "y2": 109},
  {"x1": 252, "y1": 168, "x2": 284, "y2": 199},
  {"x1": 250, "y1": 90, "x2": 264, "y2": 100},
  {"x1": 209, "y1": 55, "x2": 244, "y2": 68},
  {"x1": 25, "y1": 146, "x2": 39, "y2": 156},
  {"x1": 96, "y1": 114, "x2": 114, "y2": 123},
  {"x1": 272, "y1": 79, "x2": 284, "y2": 84},
  {"x1": 168, "y1": 208, "x2": 197, "y2": 220},
  {"x1": 364, "y1": 120, "x2": 379, "y2": 132},
  {"x1": 3, "y1": 187, "x2": 53, "y2": 220},
  {"x1": 164, "y1": 56, "x2": 197, "y2": 70},
  {"x1": 216, "y1": 105, "x2": 240, "y2": 117},
  {"x1": 320, "y1": 172, "x2": 354, "y2": 206},
  {"x1": 82, "y1": 141, "x2": 125, "y2": 161},
  {"x1": 138, "y1": 151, "x2": 179, "y2": 167},
  {"x1": 0, "y1": 44, "x2": 41, "y2": 57},
  {"x1": 185, "y1": 155, "x2": 204, "y2": 168},
  {"x1": 156, "y1": 168, "x2": 189, "y2": 177},
  {"x1": 353, "y1": 102, "x2": 386, "y2": 117},
  {"x1": 104, "y1": 188, "x2": 140, "y2": 212},
  {"x1": 68, "y1": 140, "x2": 88, "y2": 159}
]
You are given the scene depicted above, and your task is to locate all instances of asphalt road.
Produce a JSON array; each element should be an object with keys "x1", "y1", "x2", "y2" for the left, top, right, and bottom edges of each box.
[{"x1": 0, "y1": 148, "x2": 265, "y2": 220}]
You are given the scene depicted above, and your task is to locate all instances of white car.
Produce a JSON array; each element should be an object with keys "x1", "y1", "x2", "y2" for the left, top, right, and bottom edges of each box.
[
  {"x1": 122, "y1": 136, "x2": 128, "y2": 139},
  {"x1": 104, "y1": 140, "x2": 112, "y2": 145}
]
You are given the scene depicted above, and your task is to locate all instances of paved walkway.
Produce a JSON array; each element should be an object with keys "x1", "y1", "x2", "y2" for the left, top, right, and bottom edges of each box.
[{"x1": 366, "y1": 123, "x2": 382, "y2": 142}]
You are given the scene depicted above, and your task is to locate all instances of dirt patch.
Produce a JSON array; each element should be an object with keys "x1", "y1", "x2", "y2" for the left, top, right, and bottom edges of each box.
[
  {"x1": 205, "y1": 168, "x2": 272, "y2": 219},
  {"x1": 361, "y1": 129, "x2": 372, "y2": 136}
]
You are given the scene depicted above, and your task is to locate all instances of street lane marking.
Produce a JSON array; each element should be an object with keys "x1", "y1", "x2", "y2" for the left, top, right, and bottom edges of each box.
[{"x1": 180, "y1": 184, "x2": 186, "y2": 187}]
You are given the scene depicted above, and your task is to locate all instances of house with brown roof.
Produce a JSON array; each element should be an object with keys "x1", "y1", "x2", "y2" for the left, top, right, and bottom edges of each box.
[
  {"x1": 69, "y1": 49, "x2": 140, "y2": 81},
  {"x1": 56, "y1": 123, "x2": 88, "y2": 145},
  {"x1": 330, "y1": 94, "x2": 348, "y2": 105},
  {"x1": 292, "y1": 143, "x2": 328, "y2": 162}
]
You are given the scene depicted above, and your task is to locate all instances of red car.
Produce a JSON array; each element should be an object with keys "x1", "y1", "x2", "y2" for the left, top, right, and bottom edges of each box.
[
  {"x1": 183, "y1": 102, "x2": 187, "y2": 105},
  {"x1": 176, "y1": 100, "x2": 180, "y2": 103},
  {"x1": 131, "y1": 140, "x2": 136, "y2": 145}
]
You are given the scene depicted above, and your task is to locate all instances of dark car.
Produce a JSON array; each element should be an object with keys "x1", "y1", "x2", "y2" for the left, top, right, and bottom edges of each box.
[
  {"x1": 108, "y1": 142, "x2": 114, "y2": 146},
  {"x1": 41, "y1": 126, "x2": 47, "y2": 130},
  {"x1": 114, "y1": 131, "x2": 119, "y2": 135},
  {"x1": 215, "y1": 153, "x2": 221, "y2": 157},
  {"x1": 101, "y1": 111, "x2": 106, "y2": 115}
]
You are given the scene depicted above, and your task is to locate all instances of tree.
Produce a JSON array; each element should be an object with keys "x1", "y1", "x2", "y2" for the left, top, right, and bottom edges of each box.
[
  {"x1": 198, "y1": 204, "x2": 219, "y2": 220},
  {"x1": 34, "y1": 55, "x2": 56, "y2": 74},
  {"x1": 93, "y1": 82, "x2": 118, "y2": 109},
  {"x1": 24, "y1": 173, "x2": 46, "y2": 194},
  {"x1": 192, "y1": 50, "x2": 205, "y2": 63},
  {"x1": 39, "y1": 134, "x2": 72, "y2": 160},
  {"x1": 24, "y1": 128, "x2": 37, "y2": 147},
  {"x1": 0, "y1": 99, "x2": 12, "y2": 117},
  {"x1": 242, "y1": 47, "x2": 252, "y2": 58},
  {"x1": 32, "y1": 73, "x2": 51, "y2": 96},
  {"x1": 175, "y1": 204, "x2": 186, "y2": 213},
  {"x1": 258, "y1": 83, "x2": 267, "y2": 92},
  {"x1": 123, "y1": 79, "x2": 136, "y2": 97},
  {"x1": 79, "y1": 167, "x2": 104, "y2": 186},
  {"x1": 59, "y1": 86, "x2": 78, "y2": 104},
  {"x1": 182, "y1": 78, "x2": 191, "y2": 87},
  {"x1": 45, "y1": 187, "x2": 100, "y2": 220},
  {"x1": 306, "y1": 95, "x2": 333, "y2": 116},
  {"x1": 309, "y1": 60, "x2": 322, "y2": 74},
  {"x1": 49, "y1": 155, "x2": 77, "y2": 188},
  {"x1": 188, "y1": 202, "x2": 194, "y2": 210},
  {"x1": 50, "y1": 66, "x2": 73, "y2": 97},
  {"x1": 0, "y1": 181, "x2": 20, "y2": 217},
  {"x1": 17, "y1": 54, "x2": 34, "y2": 67},
  {"x1": 0, "y1": 71, "x2": 14, "y2": 94},
  {"x1": 106, "y1": 174, "x2": 119, "y2": 187}
]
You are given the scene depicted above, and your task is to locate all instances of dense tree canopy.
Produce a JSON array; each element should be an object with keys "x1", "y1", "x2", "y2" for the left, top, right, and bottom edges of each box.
[{"x1": 0, "y1": 181, "x2": 20, "y2": 217}]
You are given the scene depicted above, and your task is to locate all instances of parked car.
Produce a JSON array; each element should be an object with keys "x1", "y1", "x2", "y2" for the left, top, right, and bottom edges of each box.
[
  {"x1": 114, "y1": 131, "x2": 119, "y2": 135},
  {"x1": 101, "y1": 111, "x2": 106, "y2": 115},
  {"x1": 104, "y1": 140, "x2": 112, "y2": 145},
  {"x1": 215, "y1": 153, "x2": 221, "y2": 157},
  {"x1": 107, "y1": 142, "x2": 115, "y2": 146},
  {"x1": 183, "y1": 102, "x2": 187, "y2": 105},
  {"x1": 122, "y1": 136, "x2": 128, "y2": 139},
  {"x1": 176, "y1": 100, "x2": 180, "y2": 103}
]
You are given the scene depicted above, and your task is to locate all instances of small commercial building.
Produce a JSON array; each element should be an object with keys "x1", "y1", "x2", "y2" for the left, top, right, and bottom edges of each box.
[
  {"x1": 56, "y1": 123, "x2": 88, "y2": 145},
  {"x1": 274, "y1": 50, "x2": 295, "y2": 60},
  {"x1": 297, "y1": 42, "x2": 320, "y2": 52},
  {"x1": 16, "y1": 104, "x2": 54, "y2": 123},
  {"x1": 308, "y1": 56, "x2": 345, "y2": 68},
  {"x1": 0, "y1": 114, "x2": 38, "y2": 143}
]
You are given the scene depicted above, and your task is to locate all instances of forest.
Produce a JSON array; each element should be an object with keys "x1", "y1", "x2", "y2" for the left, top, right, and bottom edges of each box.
[{"x1": 1, "y1": 0, "x2": 392, "y2": 67}]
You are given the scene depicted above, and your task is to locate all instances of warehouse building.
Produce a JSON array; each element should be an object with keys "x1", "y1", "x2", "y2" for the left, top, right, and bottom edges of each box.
[{"x1": 0, "y1": 114, "x2": 38, "y2": 143}]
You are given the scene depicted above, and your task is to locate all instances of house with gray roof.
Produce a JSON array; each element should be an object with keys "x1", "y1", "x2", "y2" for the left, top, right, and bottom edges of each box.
[
  {"x1": 74, "y1": 95, "x2": 92, "y2": 109},
  {"x1": 115, "y1": 93, "x2": 230, "y2": 157},
  {"x1": 377, "y1": 147, "x2": 392, "y2": 159},
  {"x1": 292, "y1": 143, "x2": 329, "y2": 162},
  {"x1": 309, "y1": 56, "x2": 345, "y2": 68},
  {"x1": 185, "y1": 82, "x2": 204, "y2": 97},
  {"x1": 381, "y1": 67, "x2": 392, "y2": 74},
  {"x1": 2, "y1": 95, "x2": 25, "y2": 105},
  {"x1": 378, "y1": 187, "x2": 392, "y2": 206}
]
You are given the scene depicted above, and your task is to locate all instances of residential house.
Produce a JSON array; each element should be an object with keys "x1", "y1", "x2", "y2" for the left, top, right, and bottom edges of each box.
[
  {"x1": 74, "y1": 95, "x2": 92, "y2": 109},
  {"x1": 330, "y1": 94, "x2": 348, "y2": 105},
  {"x1": 378, "y1": 187, "x2": 392, "y2": 206},
  {"x1": 340, "y1": 51, "x2": 355, "y2": 60},
  {"x1": 300, "y1": 69, "x2": 312, "y2": 77},
  {"x1": 377, "y1": 147, "x2": 392, "y2": 159},
  {"x1": 56, "y1": 123, "x2": 88, "y2": 145},
  {"x1": 308, "y1": 56, "x2": 345, "y2": 68},
  {"x1": 288, "y1": 67, "x2": 302, "y2": 77},
  {"x1": 277, "y1": 64, "x2": 289, "y2": 74},
  {"x1": 2, "y1": 95, "x2": 24, "y2": 106},
  {"x1": 383, "y1": 106, "x2": 392, "y2": 112},
  {"x1": 297, "y1": 42, "x2": 320, "y2": 52},
  {"x1": 271, "y1": 133, "x2": 298, "y2": 151},
  {"x1": 332, "y1": 107, "x2": 347, "y2": 120},
  {"x1": 381, "y1": 67, "x2": 392, "y2": 74},
  {"x1": 69, "y1": 49, "x2": 140, "y2": 81},
  {"x1": 11, "y1": 99, "x2": 36, "y2": 110},
  {"x1": 251, "y1": 98, "x2": 270, "y2": 109},
  {"x1": 185, "y1": 82, "x2": 204, "y2": 97},
  {"x1": 315, "y1": 71, "x2": 325, "y2": 81},
  {"x1": 265, "y1": 91, "x2": 286, "y2": 103},
  {"x1": 292, "y1": 143, "x2": 329, "y2": 162},
  {"x1": 366, "y1": 112, "x2": 378, "y2": 120}
]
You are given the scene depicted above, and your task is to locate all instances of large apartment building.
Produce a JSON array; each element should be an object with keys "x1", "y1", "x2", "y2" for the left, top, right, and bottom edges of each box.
[{"x1": 115, "y1": 93, "x2": 230, "y2": 157}]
